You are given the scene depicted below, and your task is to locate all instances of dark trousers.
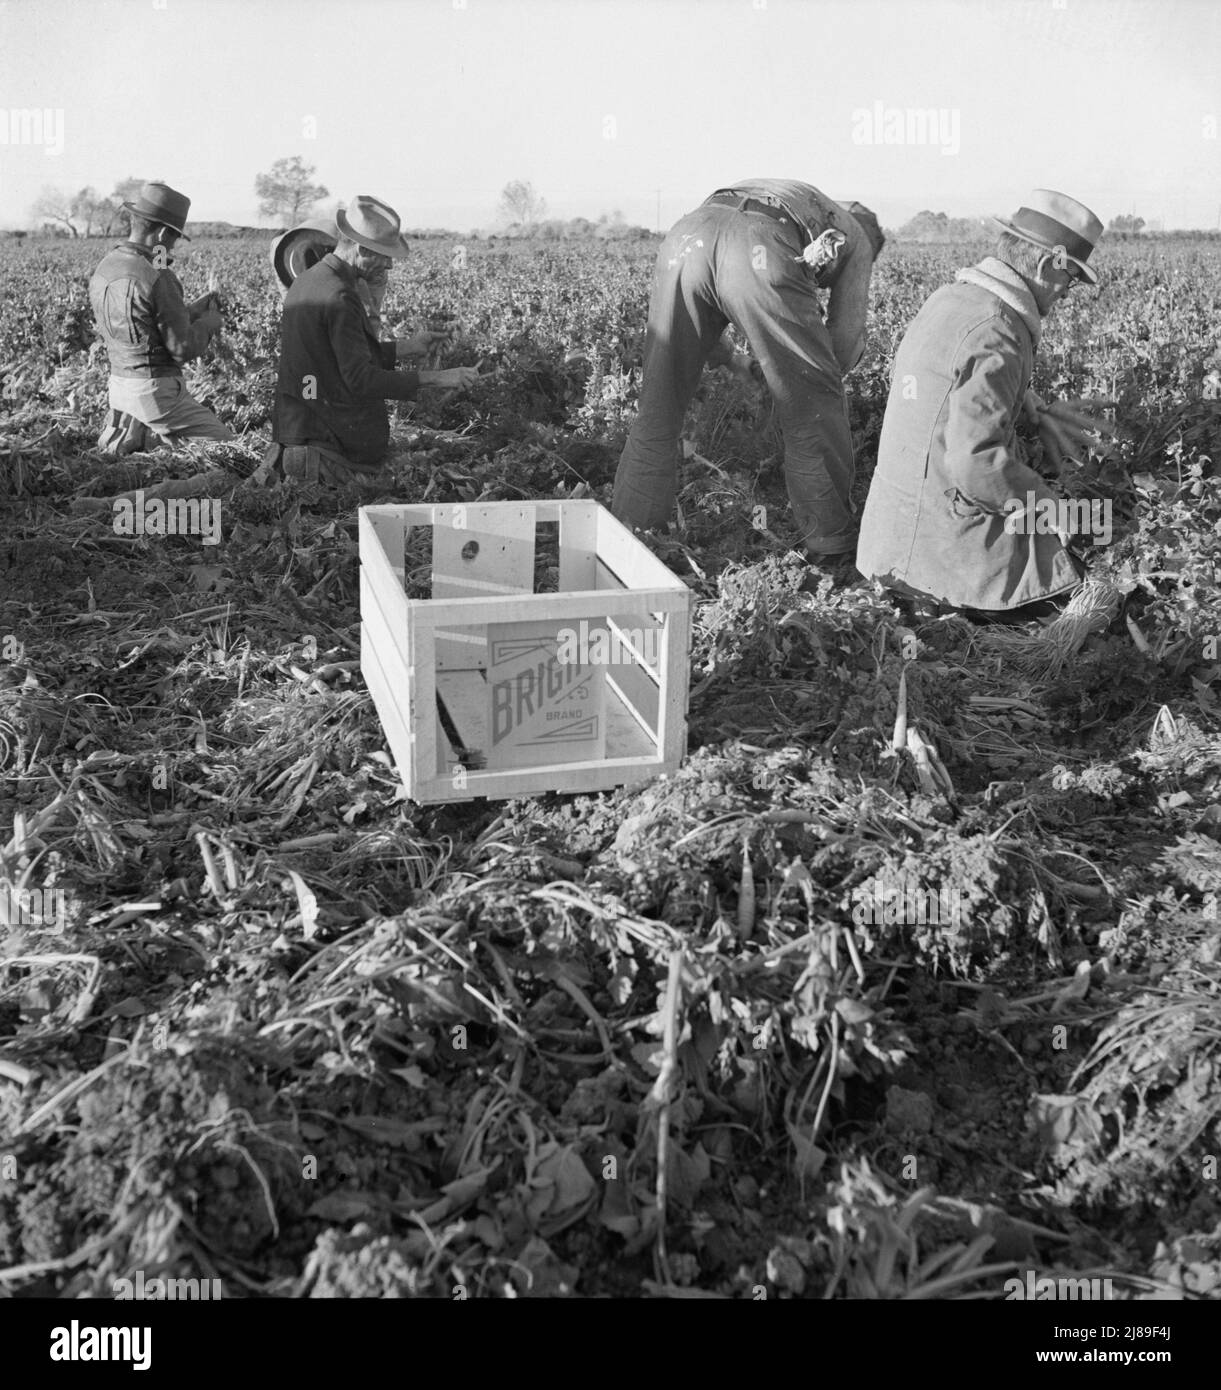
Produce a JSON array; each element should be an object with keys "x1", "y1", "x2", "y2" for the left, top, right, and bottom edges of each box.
[{"x1": 611, "y1": 202, "x2": 856, "y2": 554}]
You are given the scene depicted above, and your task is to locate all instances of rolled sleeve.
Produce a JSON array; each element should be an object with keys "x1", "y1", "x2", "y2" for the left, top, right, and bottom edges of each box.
[
  {"x1": 152, "y1": 271, "x2": 210, "y2": 365},
  {"x1": 327, "y1": 295, "x2": 419, "y2": 401},
  {"x1": 943, "y1": 334, "x2": 1047, "y2": 513}
]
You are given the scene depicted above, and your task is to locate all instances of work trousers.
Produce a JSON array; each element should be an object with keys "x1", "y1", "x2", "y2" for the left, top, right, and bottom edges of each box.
[
  {"x1": 612, "y1": 202, "x2": 855, "y2": 555},
  {"x1": 100, "y1": 374, "x2": 235, "y2": 457}
]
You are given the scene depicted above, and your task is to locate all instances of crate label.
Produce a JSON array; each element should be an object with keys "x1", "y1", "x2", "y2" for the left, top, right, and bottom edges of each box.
[{"x1": 486, "y1": 620, "x2": 607, "y2": 768}]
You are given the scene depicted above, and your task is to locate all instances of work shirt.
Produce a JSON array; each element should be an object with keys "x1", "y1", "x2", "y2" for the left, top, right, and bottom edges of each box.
[
  {"x1": 728, "y1": 178, "x2": 873, "y2": 372},
  {"x1": 272, "y1": 253, "x2": 419, "y2": 471},
  {"x1": 88, "y1": 242, "x2": 210, "y2": 378}
]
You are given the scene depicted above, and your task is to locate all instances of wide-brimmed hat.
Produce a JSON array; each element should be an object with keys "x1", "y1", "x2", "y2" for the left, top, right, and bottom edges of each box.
[
  {"x1": 121, "y1": 181, "x2": 192, "y2": 239},
  {"x1": 270, "y1": 219, "x2": 338, "y2": 289},
  {"x1": 334, "y1": 195, "x2": 410, "y2": 258},
  {"x1": 992, "y1": 189, "x2": 1102, "y2": 284}
]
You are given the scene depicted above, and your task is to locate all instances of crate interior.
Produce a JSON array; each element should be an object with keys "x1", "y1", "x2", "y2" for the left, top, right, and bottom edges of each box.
[
  {"x1": 432, "y1": 609, "x2": 668, "y2": 776},
  {"x1": 362, "y1": 503, "x2": 679, "y2": 784},
  {"x1": 398, "y1": 518, "x2": 565, "y2": 600}
]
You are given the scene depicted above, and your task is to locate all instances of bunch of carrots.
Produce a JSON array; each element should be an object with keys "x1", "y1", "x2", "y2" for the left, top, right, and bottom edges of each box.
[{"x1": 1024, "y1": 392, "x2": 1124, "y2": 476}]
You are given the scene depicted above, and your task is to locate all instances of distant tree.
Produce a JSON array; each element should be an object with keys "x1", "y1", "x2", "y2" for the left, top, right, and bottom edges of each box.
[
  {"x1": 896, "y1": 209, "x2": 988, "y2": 241},
  {"x1": 898, "y1": 210, "x2": 948, "y2": 239},
  {"x1": 74, "y1": 187, "x2": 118, "y2": 237},
  {"x1": 498, "y1": 180, "x2": 547, "y2": 227},
  {"x1": 109, "y1": 177, "x2": 147, "y2": 236},
  {"x1": 1107, "y1": 214, "x2": 1145, "y2": 234},
  {"x1": 31, "y1": 186, "x2": 81, "y2": 237},
  {"x1": 30, "y1": 185, "x2": 118, "y2": 237},
  {"x1": 255, "y1": 156, "x2": 328, "y2": 226}
]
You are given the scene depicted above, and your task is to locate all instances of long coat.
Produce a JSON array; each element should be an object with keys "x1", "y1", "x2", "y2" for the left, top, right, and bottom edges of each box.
[{"x1": 856, "y1": 260, "x2": 1079, "y2": 610}]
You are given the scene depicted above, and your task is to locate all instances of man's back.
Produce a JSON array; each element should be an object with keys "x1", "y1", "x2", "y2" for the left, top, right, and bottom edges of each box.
[
  {"x1": 89, "y1": 244, "x2": 184, "y2": 377},
  {"x1": 278, "y1": 256, "x2": 349, "y2": 391}
]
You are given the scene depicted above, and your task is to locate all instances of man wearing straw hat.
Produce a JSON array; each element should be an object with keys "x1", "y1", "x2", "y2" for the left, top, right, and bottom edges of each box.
[
  {"x1": 89, "y1": 181, "x2": 234, "y2": 457},
  {"x1": 264, "y1": 195, "x2": 478, "y2": 487},
  {"x1": 857, "y1": 189, "x2": 1117, "y2": 622}
]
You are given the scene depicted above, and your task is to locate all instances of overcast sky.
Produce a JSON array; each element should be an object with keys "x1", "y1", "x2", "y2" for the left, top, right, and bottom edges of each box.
[{"x1": 0, "y1": 0, "x2": 1217, "y2": 232}]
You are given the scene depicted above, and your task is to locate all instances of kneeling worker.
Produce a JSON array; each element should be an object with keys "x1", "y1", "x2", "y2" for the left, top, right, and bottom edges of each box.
[
  {"x1": 89, "y1": 181, "x2": 233, "y2": 457},
  {"x1": 265, "y1": 195, "x2": 478, "y2": 486},
  {"x1": 857, "y1": 189, "x2": 1110, "y2": 622}
]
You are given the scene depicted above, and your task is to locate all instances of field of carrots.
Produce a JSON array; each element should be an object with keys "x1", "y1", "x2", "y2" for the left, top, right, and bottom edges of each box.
[{"x1": 1, "y1": 231, "x2": 1220, "y2": 1300}]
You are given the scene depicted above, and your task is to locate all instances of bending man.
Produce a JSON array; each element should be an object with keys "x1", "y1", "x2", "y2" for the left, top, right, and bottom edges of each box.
[{"x1": 612, "y1": 179, "x2": 885, "y2": 567}]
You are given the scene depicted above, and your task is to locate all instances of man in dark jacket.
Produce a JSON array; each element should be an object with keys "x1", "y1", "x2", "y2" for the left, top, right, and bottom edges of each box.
[
  {"x1": 611, "y1": 179, "x2": 885, "y2": 565},
  {"x1": 265, "y1": 195, "x2": 477, "y2": 486},
  {"x1": 857, "y1": 189, "x2": 1106, "y2": 620},
  {"x1": 88, "y1": 181, "x2": 231, "y2": 457}
]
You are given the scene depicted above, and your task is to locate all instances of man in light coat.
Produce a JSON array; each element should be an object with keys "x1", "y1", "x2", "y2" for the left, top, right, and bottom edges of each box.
[
  {"x1": 857, "y1": 190, "x2": 1105, "y2": 620},
  {"x1": 611, "y1": 179, "x2": 885, "y2": 567}
]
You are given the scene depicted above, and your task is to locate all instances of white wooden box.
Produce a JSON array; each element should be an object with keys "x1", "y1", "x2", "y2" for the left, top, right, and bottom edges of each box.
[{"x1": 359, "y1": 500, "x2": 691, "y2": 804}]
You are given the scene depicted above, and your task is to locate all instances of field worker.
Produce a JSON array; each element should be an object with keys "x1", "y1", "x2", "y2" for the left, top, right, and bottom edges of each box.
[
  {"x1": 857, "y1": 190, "x2": 1107, "y2": 622},
  {"x1": 263, "y1": 195, "x2": 477, "y2": 487},
  {"x1": 89, "y1": 182, "x2": 233, "y2": 457},
  {"x1": 611, "y1": 179, "x2": 886, "y2": 571}
]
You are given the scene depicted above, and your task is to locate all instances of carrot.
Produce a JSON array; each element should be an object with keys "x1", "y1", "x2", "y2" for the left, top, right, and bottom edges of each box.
[
  {"x1": 892, "y1": 664, "x2": 908, "y2": 752},
  {"x1": 737, "y1": 839, "x2": 756, "y2": 936}
]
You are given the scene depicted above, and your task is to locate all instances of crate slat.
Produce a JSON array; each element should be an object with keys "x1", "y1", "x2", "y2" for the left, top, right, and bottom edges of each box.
[{"x1": 360, "y1": 622, "x2": 415, "y2": 781}]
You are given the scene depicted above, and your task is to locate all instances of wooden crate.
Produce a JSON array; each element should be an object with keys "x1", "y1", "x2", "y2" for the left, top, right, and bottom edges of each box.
[{"x1": 359, "y1": 500, "x2": 691, "y2": 804}]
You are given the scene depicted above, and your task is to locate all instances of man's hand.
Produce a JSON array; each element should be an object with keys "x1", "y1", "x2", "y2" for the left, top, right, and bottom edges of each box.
[
  {"x1": 725, "y1": 352, "x2": 756, "y2": 383},
  {"x1": 197, "y1": 306, "x2": 223, "y2": 336},
  {"x1": 1023, "y1": 388, "x2": 1046, "y2": 425},
  {"x1": 395, "y1": 330, "x2": 452, "y2": 362},
  {"x1": 189, "y1": 291, "x2": 221, "y2": 321},
  {"x1": 420, "y1": 366, "x2": 480, "y2": 391},
  {"x1": 706, "y1": 335, "x2": 734, "y2": 370}
]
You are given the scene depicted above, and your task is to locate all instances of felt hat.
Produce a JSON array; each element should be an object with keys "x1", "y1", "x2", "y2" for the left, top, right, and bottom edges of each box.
[
  {"x1": 993, "y1": 189, "x2": 1102, "y2": 284},
  {"x1": 270, "y1": 219, "x2": 338, "y2": 289},
  {"x1": 334, "y1": 195, "x2": 410, "y2": 258},
  {"x1": 121, "y1": 181, "x2": 192, "y2": 239}
]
